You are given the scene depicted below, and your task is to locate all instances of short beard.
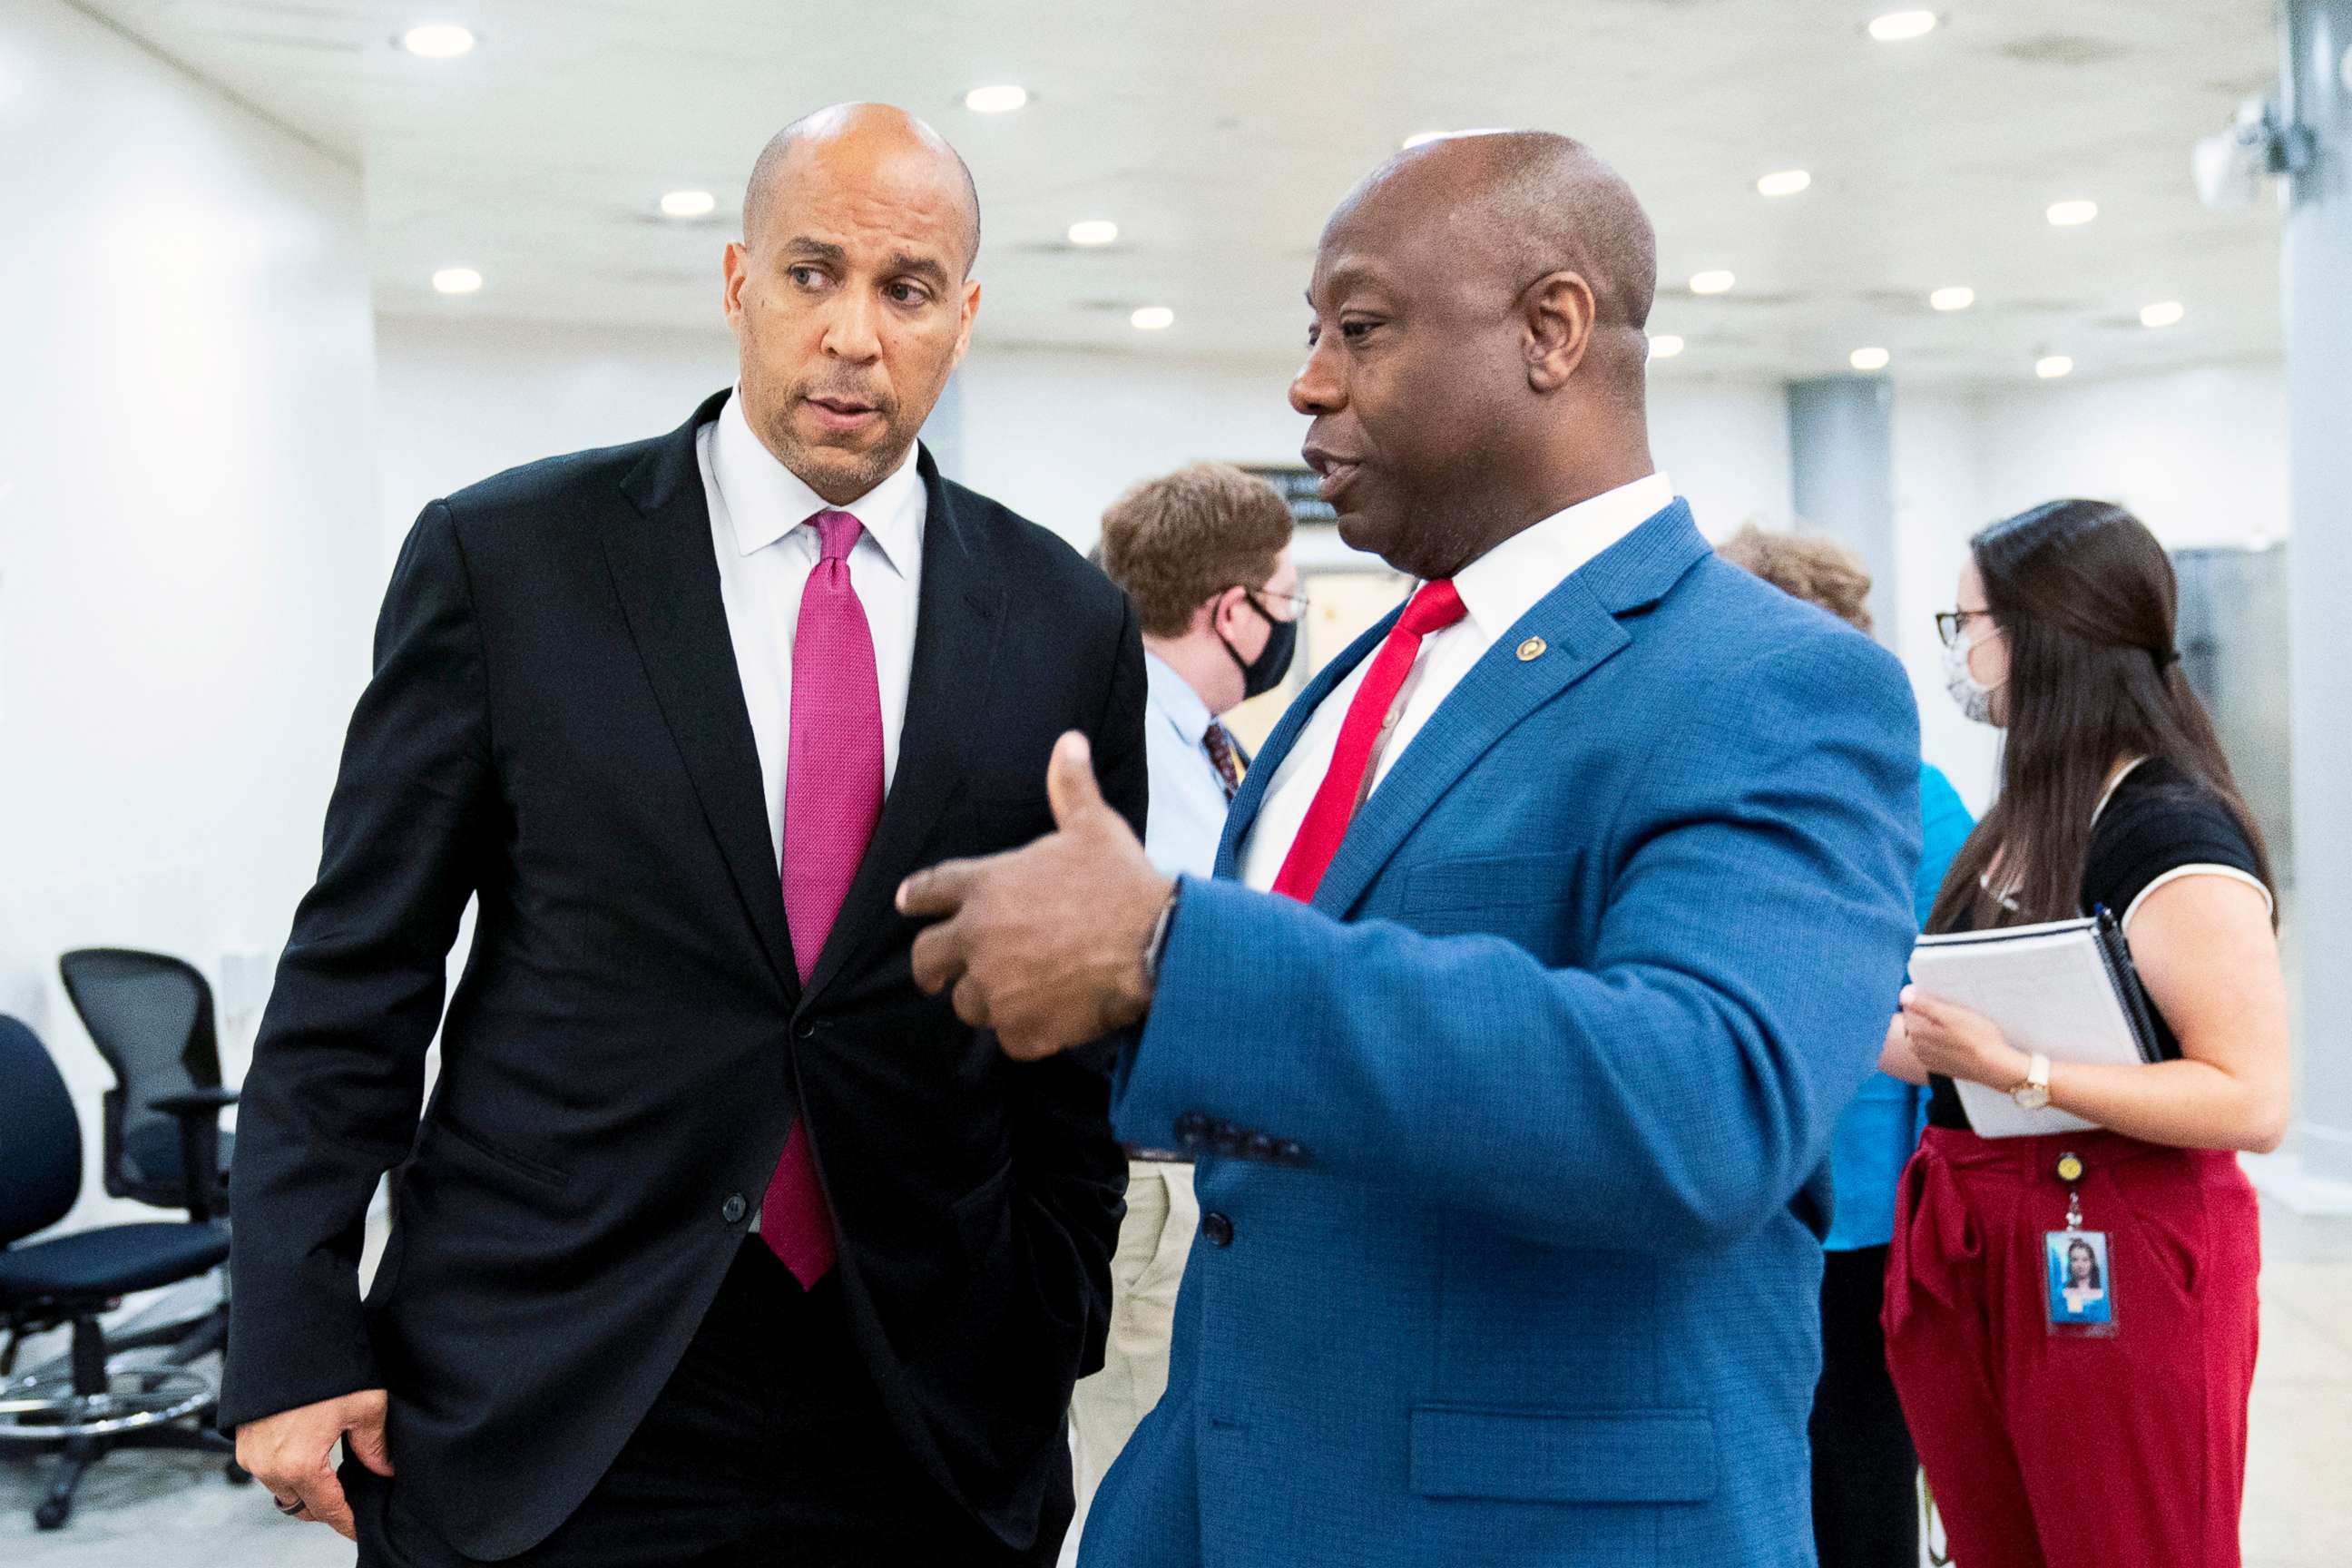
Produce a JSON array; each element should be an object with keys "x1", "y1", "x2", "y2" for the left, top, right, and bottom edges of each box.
[{"x1": 764, "y1": 415, "x2": 911, "y2": 505}]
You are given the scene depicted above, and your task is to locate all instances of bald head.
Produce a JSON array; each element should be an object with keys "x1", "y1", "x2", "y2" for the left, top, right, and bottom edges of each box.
[
  {"x1": 743, "y1": 102, "x2": 981, "y2": 273},
  {"x1": 722, "y1": 102, "x2": 985, "y2": 506},
  {"x1": 1290, "y1": 130, "x2": 1661, "y2": 579},
  {"x1": 1336, "y1": 130, "x2": 1655, "y2": 337}
]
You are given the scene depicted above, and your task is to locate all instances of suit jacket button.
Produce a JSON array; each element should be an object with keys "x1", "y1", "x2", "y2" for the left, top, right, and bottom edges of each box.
[
  {"x1": 795, "y1": 1020, "x2": 818, "y2": 1040},
  {"x1": 721, "y1": 1193, "x2": 749, "y2": 1225},
  {"x1": 1200, "y1": 1211, "x2": 1235, "y2": 1248}
]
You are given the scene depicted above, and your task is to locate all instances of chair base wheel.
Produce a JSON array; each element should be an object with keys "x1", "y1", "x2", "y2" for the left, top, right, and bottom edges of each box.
[{"x1": 35, "y1": 1496, "x2": 70, "y2": 1530}]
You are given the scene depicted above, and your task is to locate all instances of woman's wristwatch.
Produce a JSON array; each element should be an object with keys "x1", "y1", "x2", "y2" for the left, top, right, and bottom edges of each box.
[{"x1": 2009, "y1": 1052, "x2": 2053, "y2": 1111}]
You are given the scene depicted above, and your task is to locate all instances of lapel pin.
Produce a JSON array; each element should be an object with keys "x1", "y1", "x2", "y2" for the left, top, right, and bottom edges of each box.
[{"x1": 1517, "y1": 636, "x2": 1548, "y2": 662}]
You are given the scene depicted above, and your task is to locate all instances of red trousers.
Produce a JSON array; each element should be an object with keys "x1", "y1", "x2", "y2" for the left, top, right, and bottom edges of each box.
[{"x1": 1883, "y1": 1126, "x2": 2260, "y2": 1568}]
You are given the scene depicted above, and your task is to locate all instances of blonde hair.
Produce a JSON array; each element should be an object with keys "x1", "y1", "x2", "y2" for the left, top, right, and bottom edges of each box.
[{"x1": 1716, "y1": 523, "x2": 1874, "y2": 635}]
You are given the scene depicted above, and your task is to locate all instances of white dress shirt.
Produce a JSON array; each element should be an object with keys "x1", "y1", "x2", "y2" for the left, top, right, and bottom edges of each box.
[
  {"x1": 696, "y1": 389, "x2": 927, "y2": 862},
  {"x1": 1140, "y1": 652, "x2": 1237, "y2": 880},
  {"x1": 1240, "y1": 474, "x2": 1677, "y2": 892}
]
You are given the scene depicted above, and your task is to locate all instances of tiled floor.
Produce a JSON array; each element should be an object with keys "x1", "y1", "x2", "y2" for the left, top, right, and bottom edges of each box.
[{"x1": 8, "y1": 1199, "x2": 2350, "y2": 1567}]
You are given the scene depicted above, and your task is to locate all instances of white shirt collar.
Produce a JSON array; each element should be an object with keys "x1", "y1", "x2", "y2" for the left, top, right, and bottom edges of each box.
[
  {"x1": 1450, "y1": 472, "x2": 1676, "y2": 640},
  {"x1": 710, "y1": 387, "x2": 925, "y2": 576},
  {"x1": 1143, "y1": 649, "x2": 1216, "y2": 745}
]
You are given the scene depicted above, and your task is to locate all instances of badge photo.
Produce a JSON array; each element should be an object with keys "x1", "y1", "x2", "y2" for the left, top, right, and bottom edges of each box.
[{"x1": 2044, "y1": 1229, "x2": 2117, "y2": 1337}]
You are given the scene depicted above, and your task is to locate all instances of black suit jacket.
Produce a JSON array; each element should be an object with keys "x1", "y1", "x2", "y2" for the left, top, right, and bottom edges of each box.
[{"x1": 220, "y1": 389, "x2": 1145, "y2": 1559}]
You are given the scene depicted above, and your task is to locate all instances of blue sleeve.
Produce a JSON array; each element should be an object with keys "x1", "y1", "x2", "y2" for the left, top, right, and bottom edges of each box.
[
  {"x1": 1113, "y1": 634, "x2": 1922, "y2": 1251},
  {"x1": 1914, "y1": 763, "x2": 1975, "y2": 928}
]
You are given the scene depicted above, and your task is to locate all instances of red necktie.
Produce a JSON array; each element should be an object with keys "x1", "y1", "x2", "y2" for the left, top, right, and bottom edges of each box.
[
  {"x1": 760, "y1": 509, "x2": 882, "y2": 1289},
  {"x1": 1270, "y1": 580, "x2": 1465, "y2": 903}
]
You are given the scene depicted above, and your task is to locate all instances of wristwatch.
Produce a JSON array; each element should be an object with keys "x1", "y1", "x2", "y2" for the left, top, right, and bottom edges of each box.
[
  {"x1": 2009, "y1": 1052, "x2": 2052, "y2": 1112},
  {"x1": 1141, "y1": 880, "x2": 1181, "y2": 986}
]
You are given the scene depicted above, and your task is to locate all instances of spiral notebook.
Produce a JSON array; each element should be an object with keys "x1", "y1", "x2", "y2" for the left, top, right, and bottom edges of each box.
[{"x1": 1907, "y1": 909, "x2": 2163, "y2": 1139}]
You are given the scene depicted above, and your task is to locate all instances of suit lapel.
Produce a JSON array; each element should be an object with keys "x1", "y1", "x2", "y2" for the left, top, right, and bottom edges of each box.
[
  {"x1": 1309, "y1": 501, "x2": 1715, "y2": 917},
  {"x1": 1212, "y1": 603, "x2": 1404, "y2": 880},
  {"x1": 802, "y1": 450, "x2": 1004, "y2": 1004},
  {"x1": 605, "y1": 388, "x2": 801, "y2": 998}
]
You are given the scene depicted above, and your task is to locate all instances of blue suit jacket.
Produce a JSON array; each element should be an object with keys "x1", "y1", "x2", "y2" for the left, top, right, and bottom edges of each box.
[
  {"x1": 1081, "y1": 503, "x2": 1921, "y2": 1568},
  {"x1": 1821, "y1": 762, "x2": 1975, "y2": 1251}
]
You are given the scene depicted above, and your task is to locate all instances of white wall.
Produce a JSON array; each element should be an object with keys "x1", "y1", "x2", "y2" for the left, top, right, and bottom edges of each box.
[
  {"x1": 1967, "y1": 365, "x2": 2288, "y2": 550},
  {"x1": 372, "y1": 328, "x2": 1798, "y2": 553},
  {"x1": 374, "y1": 315, "x2": 738, "y2": 551},
  {"x1": 365, "y1": 318, "x2": 2289, "y2": 818},
  {"x1": 0, "y1": 0, "x2": 379, "y2": 1232},
  {"x1": 1886, "y1": 365, "x2": 2289, "y2": 815},
  {"x1": 957, "y1": 351, "x2": 1795, "y2": 549},
  {"x1": 1893, "y1": 389, "x2": 2006, "y2": 813}
]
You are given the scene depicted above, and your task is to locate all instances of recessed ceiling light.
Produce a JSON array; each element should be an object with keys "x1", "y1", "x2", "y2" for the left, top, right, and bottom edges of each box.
[
  {"x1": 1868, "y1": 11, "x2": 1939, "y2": 43},
  {"x1": 2141, "y1": 299, "x2": 2186, "y2": 328},
  {"x1": 1850, "y1": 347, "x2": 1891, "y2": 371},
  {"x1": 1131, "y1": 306, "x2": 1175, "y2": 331},
  {"x1": 659, "y1": 189, "x2": 716, "y2": 220},
  {"x1": 1648, "y1": 334, "x2": 1685, "y2": 359},
  {"x1": 1929, "y1": 285, "x2": 1976, "y2": 312},
  {"x1": 2035, "y1": 354, "x2": 2074, "y2": 379},
  {"x1": 964, "y1": 84, "x2": 1029, "y2": 113},
  {"x1": 1067, "y1": 219, "x2": 1119, "y2": 247},
  {"x1": 2046, "y1": 200, "x2": 2099, "y2": 227},
  {"x1": 432, "y1": 267, "x2": 482, "y2": 295},
  {"x1": 1402, "y1": 128, "x2": 1510, "y2": 149},
  {"x1": 1689, "y1": 270, "x2": 1736, "y2": 295},
  {"x1": 1757, "y1": 170, "x2": 1811, "y2": 198},
  {"x1": 401, "y1": 23, "x2": 475, "y2": 58}
]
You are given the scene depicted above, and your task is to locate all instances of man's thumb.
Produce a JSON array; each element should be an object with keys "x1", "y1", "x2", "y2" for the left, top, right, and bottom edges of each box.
[
  {"x1": 1045, "y1": 731, "x2": 1105, "y2": 828},
  {"x1": 347, "y1": 1405, "x2": 395, "y2": 1477}
]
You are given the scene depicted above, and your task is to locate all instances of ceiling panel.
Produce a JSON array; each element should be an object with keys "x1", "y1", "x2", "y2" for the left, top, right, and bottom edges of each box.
[{"x1": 75, "y1": 0, "x2": 2286, "y2": 383}]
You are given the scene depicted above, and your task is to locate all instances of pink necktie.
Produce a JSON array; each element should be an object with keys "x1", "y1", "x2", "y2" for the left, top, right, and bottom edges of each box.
[{"x1": 760, "y1": 508, "x2": 883, "y2": 1288}]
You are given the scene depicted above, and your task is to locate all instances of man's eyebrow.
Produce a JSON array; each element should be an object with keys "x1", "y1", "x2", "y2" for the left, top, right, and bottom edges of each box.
[
  {"x1": 889, "y1": 250, "x2": 952, "y2": 288},
  {"x1": 1309, "y1": 261, "x2": 1386, "y2": 305},
  {"x1": 780, "y1": 236, "x2": 848, "y2": 265}
]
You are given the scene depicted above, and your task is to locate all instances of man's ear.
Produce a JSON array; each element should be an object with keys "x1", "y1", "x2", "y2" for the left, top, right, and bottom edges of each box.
[
  {"x1": 952, "y1": 278, "x2": 982, "y2": 367},
  {"x1": 1204, "y1": 584, "x2": 1250, "y2": 640},
  {"x1": 722, "y1": 241, "x2": 750, "y2": 331},
  {"x1": 1524, "y1": 270, "x2": 1595, "y2": 393}
]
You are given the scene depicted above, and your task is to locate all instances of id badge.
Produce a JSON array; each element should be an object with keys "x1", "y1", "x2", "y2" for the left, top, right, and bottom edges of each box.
[{"x1": 2044, "y1": 1229, "x2": 2118, "y2": 1338}]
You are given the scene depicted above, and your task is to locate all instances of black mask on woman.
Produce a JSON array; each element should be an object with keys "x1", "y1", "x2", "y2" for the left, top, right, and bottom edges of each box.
[{"x1": 1221, "y1": 590, "x2": 1298, "y2": 700}]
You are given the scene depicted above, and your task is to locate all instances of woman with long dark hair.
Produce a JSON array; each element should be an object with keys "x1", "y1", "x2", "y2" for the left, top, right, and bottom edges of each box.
[{"x1": 1879, "y1": 499, "x2": 2288, "y2": 1568}]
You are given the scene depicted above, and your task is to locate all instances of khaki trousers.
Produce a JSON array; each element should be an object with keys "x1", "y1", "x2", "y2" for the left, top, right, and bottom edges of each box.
[{"x1": 1064, "y1": 1159, "x2": 1198, "y2": 1554}]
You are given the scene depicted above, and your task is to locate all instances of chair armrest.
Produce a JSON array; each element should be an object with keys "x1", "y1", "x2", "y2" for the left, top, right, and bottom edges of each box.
[
  {"x1": 149, "y1": 1087, "x2": 240, "y2": 1115},
  {"x1": 151, "y1": 1090, "x2": 236, "y2": 1223}
]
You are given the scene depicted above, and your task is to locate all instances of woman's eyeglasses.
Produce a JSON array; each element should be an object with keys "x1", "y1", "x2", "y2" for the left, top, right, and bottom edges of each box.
[{"x1": 1935, "y1": 609, "x2": 1994, "y2": 649}]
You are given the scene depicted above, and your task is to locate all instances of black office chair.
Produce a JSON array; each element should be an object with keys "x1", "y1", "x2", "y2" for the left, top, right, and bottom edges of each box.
[
  {"x1": 56, "y1": 949, "x2": 236, "y2": 1226},
  {"x1": 0, "y1": 1014, "x2": 249, "y2": 1529}
]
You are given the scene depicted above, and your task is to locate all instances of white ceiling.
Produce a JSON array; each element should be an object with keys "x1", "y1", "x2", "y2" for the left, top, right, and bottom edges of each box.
[{"x1": 80, "y1": 0, "x2": 2287, "y2": 383}]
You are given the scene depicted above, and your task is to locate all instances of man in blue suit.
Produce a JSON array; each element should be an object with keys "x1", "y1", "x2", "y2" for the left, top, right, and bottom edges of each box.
[{"x1": 899, "y1": 131, "x2": 1920, "y2": 1568}]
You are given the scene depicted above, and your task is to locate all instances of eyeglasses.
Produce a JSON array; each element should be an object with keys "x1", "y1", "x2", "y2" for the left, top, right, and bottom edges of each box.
[
  {"x1": 1935, "y1": 609, "x2": 1995, "y2": 649},
  {"x1": 1244, "y1": 586, "x2": 1311, "y2": 623}
]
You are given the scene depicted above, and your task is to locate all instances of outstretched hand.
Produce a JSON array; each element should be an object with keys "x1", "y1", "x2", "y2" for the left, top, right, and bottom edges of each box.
[{"x1": 898, "y1": 731, "x2": 1173, "y2": 1059}]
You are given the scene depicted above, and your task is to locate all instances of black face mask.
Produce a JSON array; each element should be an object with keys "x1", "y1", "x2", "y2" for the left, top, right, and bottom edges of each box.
[{"x1": 1220, "y1": 590, "x2": 1298, "y2": 701}]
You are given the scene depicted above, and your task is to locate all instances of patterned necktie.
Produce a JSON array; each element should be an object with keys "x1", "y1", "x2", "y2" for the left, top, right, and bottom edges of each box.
[
  {"x1": 1270, "y1": 580, "x2": 1466, "y2": 903},
  {"x1": 760, "y1": 508, "x2": 883, "y2": 1289},
  {"x1": 1202, "y1": 720, "x2": 1243, "y2": 803}
]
